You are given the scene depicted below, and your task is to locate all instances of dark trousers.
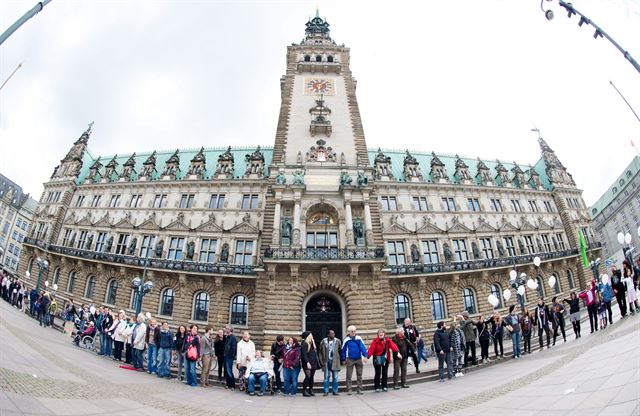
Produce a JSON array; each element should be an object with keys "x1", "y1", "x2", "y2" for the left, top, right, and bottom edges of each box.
[
  {"x1": 113, "y1": 340, "x2": 124, "y2": 360},
  {"x1": 273, "y1": 360, "x2": 282, "y2": 391},
  {"x1": 464, "y1": 341, "x2": 476, "y2": 366},
  {"x1": 373, "y1": 361, "x2": 389, "y2": 389},
  {"x1": 493, "y1": 336, "x2": 503, "y2": 357},
  {"x1": 605, "y1": 300, "x2": 613, "y2": 324},
  {"x1": 302, "y1": 368, "x2": 315, "y2": 391},
  {"x1": 224, "y1": 357, "x2": 235, "y2": 388},
  {"x1": 538, "y1": 324, "x2": 550, "y2": 348},
  {"x1": 523, "y1": 332, "x2": 531, "y2": 353},
  {"x1": 587, "y1": 304, "x2": 598, "y2": 332},
  {"x1": 217, "y1": 355, "x2": 225, "y2": 381},
  {"x1": 479, "y1": 338, "x2": 490, "y2": 360},
  {"x1": 570, "y1": 319, "x2": 581, "y2": 338},
  {"x1": 616, "y1": 295, "x2": 627, "y2": 317},
  {"x1": 437, "y1": 352, "x2": 453, "y2": 380},
  {"x1": 125, "y1": 343, "x2": 133, "y2": 364},
  {"x1": 553, "y1": 321, "x2": 566, "y2": 344},
  {"x1": 407, "y1": 346, "x2": 420, "y2": 370}
]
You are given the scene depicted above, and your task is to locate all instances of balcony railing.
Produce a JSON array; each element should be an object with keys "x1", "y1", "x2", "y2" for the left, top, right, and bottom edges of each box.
[
  {"x1": 389, "y1": 248, "x2": 581, "y2": 275},
  {"x1": 24, "y1": 238, "x2": 255, "y2": 276},
  {"x1": 263, "y1": 246, "x2": 385, "y2": 261}
]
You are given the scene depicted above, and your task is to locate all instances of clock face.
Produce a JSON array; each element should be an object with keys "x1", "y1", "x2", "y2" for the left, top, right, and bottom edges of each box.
[{"x1": 303, "y1": 77, "x2": 335, "y2": 95}]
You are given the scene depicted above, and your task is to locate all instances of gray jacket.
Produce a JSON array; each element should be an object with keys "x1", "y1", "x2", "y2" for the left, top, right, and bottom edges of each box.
[
  {"x1": 461, "y1": 319, "x2": 477, "y2": 342},
  {"x1": 201, "y1": 334, "x2": 214, "y2": 357}
]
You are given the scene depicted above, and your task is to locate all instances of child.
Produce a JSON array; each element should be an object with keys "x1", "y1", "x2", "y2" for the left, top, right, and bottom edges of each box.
[{"x1": 597, "y1": 292, "x2": 607, "y2": 330}]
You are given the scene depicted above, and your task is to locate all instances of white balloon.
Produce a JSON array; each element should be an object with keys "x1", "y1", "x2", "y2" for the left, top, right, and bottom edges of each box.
[
  {"x1": 601, "y1": 274, "x2": 609, "y2": 285},
  {"x1": 617, "y1": 232, "x2": 625, "y2": 244},
  {"x1": 527, "y1": 279, "x2": 537, "y2": 289},
  {"x1": 145, "y1": 312, "x2": 152, "y2": 320},
  {"x1": 45, "y1": 281, "x2": 49, "y2": 287},
  {"x1": 53, "y1": 283, "x2": 58, "y2": 291},
  {"x1": 625, "y1": 233, "x2": 632, "y2": 245},
  {"x1": 533, "y1": 256, "x2": 541, "y2": 267},
  {"x1": 25, "y1": 271, "x2": 30, "y2": 278},
  {"x1": 520, "y1": 272, "x2": 527, "y2": 279},
  {"x1": 89, "y1": 306, "x2": 96, "y2": 315},
  {"x1": 637, "y1": 226, "x2": 640, "y2": 238},
  {"x1": 548, "y1": 275, "x2": 557, "y2": 288},
  {"x1": 503, "y1": 289, "x2": 512, "y2": 301},
  {"x1": 517, "y1": 285, "x2": 526, "y2": 296},
  {"x1": 509, "y1": 270, "x2": 517, "y2": 280},
  {"x1": 488, "y1": 294, "x2": 499, "y2": 308}
]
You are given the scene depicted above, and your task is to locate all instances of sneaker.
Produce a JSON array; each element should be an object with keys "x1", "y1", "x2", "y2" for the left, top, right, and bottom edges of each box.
[
  {"x1": 439, "y1": 379, "x2": 445, "y2": 383},
  {"x1": 332, "y1": 392, "x2": 340, "y2": 396},
  {"x1": 382, "y1": 388, "x2": 388, "y2": 392},
  {"x1": 258, "y1": 393, "x2": 264, "y2": 397},
  {"x1": 323, "y1": 392, "x2": 329, "y2": 396},
  {"x1": 347, "y1": 390, "x2": 353, "y2": 395},
  {"x1": 375, "y1": 388, "x2": 381, "y2": 393},
  {"x1": 356, "y1": 390, "x2": 364, "y2": 395},
  {"x1": 249, "y1": 392, "x2": 255, "y2": 396},
  {"x1": 401, "y1": 385, "x2": 410, "y2": 388}
]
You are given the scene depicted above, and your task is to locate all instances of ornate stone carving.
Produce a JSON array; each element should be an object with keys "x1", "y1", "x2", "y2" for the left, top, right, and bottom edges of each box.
[
  {"x1": 155, "y1": 239, "x2": 164, "y2": 258},
  {"x1": 306, "y1": 139, "x2": 336, "y2": 162},
  {"x1": 454, "y1": 154, "x2": 472, "y2": 182},
  {"x1": 127, "y1": 237, "x2": 137, "y2": 255},
  {"x1": 511, "y1": 162, "x2": 525, "y2": 188},
  {"x1": 140, "y1": 151, "x2": 157, "y2": 177},
  {"x1": 339, "y1": 171, "x2": 353, "y2": 186},
  {"x1": 244, "y1": 146, "x2": 265, "y2": 177},
  {"x1": 403, "y1": 150, "x2": 424, "y2": 181},
  {"x1": 162, "y1": 149, "x2": 180, "y2": 177},
  {"x1": 215, "y1": 147, "x2": 234, "y2": 177},
  {"x1": 120, "y1": 153, "x2": 137, "y2": 180},
  {"x1": 430, "y1": 152, "x2": 449, "y2": 182},
  {"x1": 292, "y1": 170, "x2": 305, "y2": 186},
  {"x1": 494, "y1": 160, "x2": 510, "y2": 186},
  {"x1": 220, "y1": 243, "x2": 229, "y2": 263},
  {"x1": 373, "y1": 148, "x2": 394, "y2": 180},
  {"x1": 357, "y1": 171, "x2": 368, "y2": 187},
  {"x1": 471, "y1": 241, "x2": 480, "y2": 259},
  {"x1": 104, "y1": 156, "x2": 119, "y2": 181},
  {"x1": 186, "y1": 240, "x2": 195, "y2": 261},
  {"x1": 443, "y1": 242, "x2": 452, "y2": 263},
  {"x1": 87, "y1": 158, "x2": 103, "y2": 183},
  {"x1": 188, "y1": 147, "x2": 206, "y2": 177},
  {"x1": 410, "y1": 244, "x2": 420, "y2": 263},
  {"x1": 476, "y1": 158, "x2": 492, "y2": 185},
  {"x1": 275, "y1": 170, "x2": 286, "y2": 185},
  {"x1": 280, "y1": 218, "x2": 292, "y2": 245}
]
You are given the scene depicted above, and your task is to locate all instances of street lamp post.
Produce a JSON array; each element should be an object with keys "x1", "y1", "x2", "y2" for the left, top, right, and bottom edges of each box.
[
  {"x1": 509, "y1": 268, "x2": 527, "y2": 312},
  {"x1": 130, "y1": 260, "x2": 153, "y2": 316},
  {"x1": 35, "y1": 256, "x2": 49, "y2": 292}
]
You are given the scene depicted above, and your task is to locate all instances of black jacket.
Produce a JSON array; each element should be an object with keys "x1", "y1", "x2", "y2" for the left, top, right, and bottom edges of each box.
[
  {"x1": 563, "y1": 297, "x2": 580, "y2": 314},
  {"x1": 476, "y1": 320, "x2": 491, "y2": 341},
  {"x1": 611, "y1": 270, "x2": 626, "y2": 297},
  {"x1": 214, "y1": 336, "x2": 225, "y2": 357},
  {"x1": 534, "y1": 304, "x2": 551, "y2": 328},
  {"x1": 224, "y1": 334, "x2": 237, "y2": 359},
  {"x1": 174, "y1": 332, "x2": 186, "y2": 352},
  {"x1": 433, "y1": 328, "x2": 451, "y2": 353},
  {"x1": 101, "y1": 314, "x2": 114, "y2": 332},
  {"x1": 300, "y1": 340, "x2": 320, "y2": 370}
]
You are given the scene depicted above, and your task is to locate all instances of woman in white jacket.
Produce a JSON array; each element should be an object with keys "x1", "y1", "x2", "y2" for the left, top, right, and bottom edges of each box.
[
  {"x1": 236, "y1": 331, "x2": 256, "y2": 391},
  {"x1": 122, "y1": 316, "x2": 136, "y2": 364},
  {"x1": 112, "y1": 312, "x2": 127, "y2": 361}
]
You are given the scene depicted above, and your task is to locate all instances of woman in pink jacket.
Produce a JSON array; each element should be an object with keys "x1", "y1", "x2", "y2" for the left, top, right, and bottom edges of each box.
[{"x1": 578, "y1": 279, "x2": 598, "y2": 334}]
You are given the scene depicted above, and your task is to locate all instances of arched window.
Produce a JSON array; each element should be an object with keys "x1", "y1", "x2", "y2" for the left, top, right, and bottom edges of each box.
[
  {"x1": 105, "y1": 279, "x2": 118, "y2": 305},
  {"x1": 535, "y1": 276, "x2": 545, "y2": 298},
  {"x1": 67, "y1": 271, "x2": 76, "y2": 293},
  {"x1": 27, "y1": 258, "x2": 34, "y2": 275},
  {"x1": 159, "y1": 288, "x2": 174, "y2": 317},
  {"x1": 619, "y1": 179, "x2": 625, "y2": 186},
  {"x1": 463, "y1": 288, "x2": 477, "y2": 314},
  {"x1": 193, "y1": 292, "x2": 210, "y2": 322},
  {"x1": 627, "y1": 170, "x2": 632, "y2": 178},
  {"x1": 84, "y1": 275, "x2": 96, "y2": 298},
  {"x1": 315, "y1": 55, "x2": 322, "y2": 62},
  {"x1": 490, "y1": 284, "x2": 503, "y2": 309},
  {"x1": 304, "y1": 55, "x2": 311, "y2": 62},
  {"x1": 552, "y1": 273, "x2": 561, "y2": 294},
  {"x1": 327, "y1": 55, "x2": 334, "y2": 62},
  {"x1": 52, "y1": 267, "x2": 61, "y2": 286},
  {"x1": 394, "y1": 294, "x2": 411, "y2": 325},
  {"x1": 431, "y1": 291, "x2": 446, "y2": 321},
  {"x1": 567, "y1": 269, "x2": 575, "y2": 289},
  {"x1": 230, "y1": 294, "x2": 248, "y2": 326}
]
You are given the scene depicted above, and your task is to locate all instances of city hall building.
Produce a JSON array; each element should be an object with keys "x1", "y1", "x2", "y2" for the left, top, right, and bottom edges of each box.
[{"x1": 20, "y1": 15, "x2": 601, "y2": 347}]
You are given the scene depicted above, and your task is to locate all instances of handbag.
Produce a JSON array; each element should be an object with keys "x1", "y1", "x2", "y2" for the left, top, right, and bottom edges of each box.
[{"x1": 373, "y1": 339, "x2": 388, "y2": 366}]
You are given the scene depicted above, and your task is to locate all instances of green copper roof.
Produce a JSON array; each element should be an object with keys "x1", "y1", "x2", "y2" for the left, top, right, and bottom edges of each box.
[{"x1": 588, "y1": 155, "x2": 640, "y2": 218}]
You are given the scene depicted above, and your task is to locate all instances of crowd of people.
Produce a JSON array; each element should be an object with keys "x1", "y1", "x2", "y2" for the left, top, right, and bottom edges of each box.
[{"x1": 1, "y1": 257, "x2": 639, "y2": 396}]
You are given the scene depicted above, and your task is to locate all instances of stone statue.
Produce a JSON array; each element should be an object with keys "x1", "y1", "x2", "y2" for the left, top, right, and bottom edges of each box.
[
  {"x1": 297, "y1": 151, "x2": 303, "y2": 165},
  {"x1": 292, "y1": 170, "x2": 305, "y2": 186},
  {"x1": 496, "y1": 241, "x2": 505, "y2": 257},
  {"x1": 536, "y1": 238, "x2": 543, "y2": 253},
  {"x1": 340, "y1": 152, "x2": 346, "y2": 165},
  {"x1": 275, "y1": 171, "x2": 286, "y2": 185},
  {"x1": 127, "y1": 237, "x2": 137, "y2": 255},
  {"x1": 410, "y1": 244, "x2": 421, "y2": 263},
  {"x1": 85, "y1": 235, "x2": 94, "y2": 251},
  {"x1": 186, "y1": 241, "x2": 195, "y2": 261},
  {"x1": 220, "y1": 243, "x2": 229, "y2": 263},
  {"x1": 281, "y1": 218, "x2": 292, "y2": 244},
  {"x1": 357, "y1": 171, "x2": 368, "y2": 187},
  {"x1": 105, "y1": 235, "x2": 113, "y2": 252},
  {"x1": 339, "y1": 171, "x2": 352, "y2": 186},
  {"x1": 443, "y1": 243, "x2": 453, "y2": 263},
  {"x1": 471, "y1": 241, "x2": 480, "y2": 259},
  {"x1": 155, "y1": 239, "x2": 164, "y2": 258},
  {"x1": 518, "y1": 239, "x2": 526, "y2": 255},
  {"x1": 353, "y1": 217, "x2": 364, "y2": 242}
]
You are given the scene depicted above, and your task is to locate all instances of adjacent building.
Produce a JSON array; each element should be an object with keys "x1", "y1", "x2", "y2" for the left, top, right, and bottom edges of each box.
[
  {"x1": 0, "y1": 173, "x2": 38, "y2": 275},
  {"x1": 588, "y1": 156, "x2": 640, "y2": 266},
  {"x1": 19, "y1": 14, "x2": 601, "y2": 347}
]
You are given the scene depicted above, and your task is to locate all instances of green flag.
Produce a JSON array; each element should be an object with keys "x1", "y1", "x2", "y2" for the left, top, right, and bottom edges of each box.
[{"x1": 578, "y1": 228, "x2": 588, "y2": 267}]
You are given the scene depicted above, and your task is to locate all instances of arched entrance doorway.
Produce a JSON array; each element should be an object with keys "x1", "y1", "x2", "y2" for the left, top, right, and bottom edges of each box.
[{"x1": 304, "y1": 293, "x2": 343, "y2": 346}]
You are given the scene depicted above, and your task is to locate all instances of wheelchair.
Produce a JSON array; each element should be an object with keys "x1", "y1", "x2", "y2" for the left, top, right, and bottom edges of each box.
[{"x1": 244, "y1": 372, "x2": 276, "y2": 396}]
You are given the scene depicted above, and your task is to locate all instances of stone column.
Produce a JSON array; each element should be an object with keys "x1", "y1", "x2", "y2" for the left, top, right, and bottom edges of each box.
[
  {"x1": 273, "y1": 200, "x2": 282, "y2": 245},
  {"x1": 293, "y1": 197, "x2": 302, "y2": 248},
  {"x1": 363, "y1": 194, "x2": 374, "y2": 245},
  {"x1": 345, "y1": 197, "x2": 354, "y2": 248}
]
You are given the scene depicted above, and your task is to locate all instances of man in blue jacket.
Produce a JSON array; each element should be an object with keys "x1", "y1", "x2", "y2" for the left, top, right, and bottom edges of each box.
[
  {"x1": 599, "y1": 278, "x2": 614, "y2": 325},
  {"x1": 341, "y1": 325, "x2": 368, "y2": 395},
  {"x1": 223, "y1": 326, "x2": 238, "y2": 391}
]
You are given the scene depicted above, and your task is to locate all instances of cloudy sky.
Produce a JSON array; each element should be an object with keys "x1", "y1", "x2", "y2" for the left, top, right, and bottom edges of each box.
[{"x1": 1, "y1": 0, "x2": 639, "y2": 206}]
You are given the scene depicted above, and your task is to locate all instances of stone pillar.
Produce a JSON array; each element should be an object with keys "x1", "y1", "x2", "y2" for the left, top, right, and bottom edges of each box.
[
  {"x1": 273, "y1": 200, "x2": 282, "y2": 245},
  {"x1": 293, "y1": 197, "x2": 302, "y2": 248},
  {"x1": 363, "y1": 197, "x2": 374, "y2": 246},
  {"x1": 345, "y1": 199, "x2": 354, "y2": 248}
]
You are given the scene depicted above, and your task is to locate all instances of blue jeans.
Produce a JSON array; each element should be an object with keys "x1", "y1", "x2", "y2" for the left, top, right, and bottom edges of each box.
[
  {"x1": 99, "y1": 333, "x2": 107, "y2": 354},
  {"x1": 512, "y1": 331, "x2": 522, "y2": 358},
  {"x1": 185, "y1": 359, "x2": 197, "y2": 385},
  {"x1": 248, "y1": 373, "x2": 268, "y2": 394},
  {"x1": 104, "y1": 336, "x2": 113, "y2": 357},
  {"x1": 417, "y1": 346, "x2": 425, "y2": 365},
  {"x1": 224, "y1": 357, "x2": 235, "y2": 388},
  {"x1": 157, "y1": 348, "x2": 172, "y2": 377},
  {"x1": 323, "y1": 363, "x2": 339, "y2": 393},
  {"x1": 133, "y1": 348, "x2": 144, "y2": 369},
  {"x1": 147, "y1": 344, "x2": 158, "y2": 373},
  {"x1": 283, "y1": 367, "x2": 300, "y2": 395}
]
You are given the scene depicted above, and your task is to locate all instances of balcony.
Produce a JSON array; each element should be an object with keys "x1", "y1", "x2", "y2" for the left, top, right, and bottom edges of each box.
[
  {"x1": 23, "y1": 238, "x2": 255, "y2": 276},
  {"x1": 263, "y1": 246, "x2": 385, "y2": 261},
  {"x1": 389, "y1": 248, "x2": 581, "y2": 276}
]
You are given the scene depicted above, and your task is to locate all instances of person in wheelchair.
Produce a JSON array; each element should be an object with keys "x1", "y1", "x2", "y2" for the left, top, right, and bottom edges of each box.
[
  {"x1": 245, "y1": 350, "x2": 274, "y2": 396},
  {"x1": 74, "y1": 321, "x2": 96, "y2": 346}
]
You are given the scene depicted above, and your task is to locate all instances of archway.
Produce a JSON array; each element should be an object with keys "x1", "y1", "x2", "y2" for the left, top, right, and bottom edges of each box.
[{"x1": 304, "y1": 291, "x2": 344, "y2": 346}]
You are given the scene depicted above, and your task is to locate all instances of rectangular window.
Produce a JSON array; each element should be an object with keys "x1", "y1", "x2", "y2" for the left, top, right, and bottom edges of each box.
[
  {"x1": 555, "y1": 233, "x2": 566, "y2": 250},
  {"x1": 480, "y1": 238, "x2": 494, "y2": 259},
  {"x1": 115, "y1": 233, "x2": 130, "y2": 255},
  {"x1": 420, "y1": 240, "x2": 439, "y2": 264},
  {"x1": 510, "y1": 199, "x2": 522, "y2": 212},
  {"x1": 544, "y1": 201, "x2": 553, "y2": 212},
  {"x1": 209, "y1": 194, "x2": 225, "y2": 209},
  {"x1": 179, "y1": 194, "x2": 195, "y2": 209},
  {"x1": 380, "y1": 196, "x2": 398, "y2": 211},
  {"x1": 62, "y1": 229, "x2": 73, "y2": 247},
  {"x1": 95, "y1": 232, "x2": 107, "y2": 252},
  {"x1": 306, "y1": 232, "x2": 338, "y2": 248},
  {"x1": 153, "y1": 194, "x2": 167, "y2": 208},
  {"x1": 74, "y1": 195, "x2": 85, "y2": 207},
  {"x1": 452, "y1": 239, "x2": 468, "y2": 262},
  {"x1": 504, "y1": 236, "x2": 516, "y2": 257},
  {"x1": 167, "y1": 237, "x2": 185, "y2": 260},
  {"x1": 441, "y1": 197, "x2": 456, "y2": 211},
  {"x1": 129, "y1": 194, "x2": 143, "y2": 208},
  {"x1": 199, "y1": 239, "x2": 217, "y2": 263},
  {"x1": 524, "y1": 236, "x2": 535, "y2": 254},
  {"x1": 234, "y1": 240, "x2": 254, "y2": 265},
  {"x1": 139, "y1": 235, "x2": 156, "y2": 258},
  {"x1": 467, "y1": 198, "x2": 480, "y2": 212},
  {"x1": 387, "y1": 241, "x2": 406, "y2": 266},
  {"x1": 242, "y1": 194, "x2": 259, "y2": 209},
  {"x1": 528, "y1": 200, "x2": 539, "y2": 212},
  {"x1": 541, "y1": 235, "x2": 552, "y2": 252},
  {"x1": 91, "y1": 195, "x2": 102, "y2": 208},
  {"x1": 412, "y1": 197, "x2": 429, "y2": 211},
  {"x1": 77, "y1": 230, "x2": 88, "y2": 249},
  {"x1": 109, "y1": 194, "x2": 121, "y2": 208},
  {"x1": 16, "y1": 219, "x2": 22, "y2": 228},
  {"x1": 21, "y1": 221, "x2": 28, "y2": 231},
  {"x1": 12, "y1": 231, "x2": 18, "y2": 240}
]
